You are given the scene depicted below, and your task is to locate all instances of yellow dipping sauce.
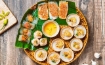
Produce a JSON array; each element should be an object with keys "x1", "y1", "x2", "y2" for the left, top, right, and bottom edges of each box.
[{"x1": 44, "y1": 22, "x2": 57, "y2": 36}]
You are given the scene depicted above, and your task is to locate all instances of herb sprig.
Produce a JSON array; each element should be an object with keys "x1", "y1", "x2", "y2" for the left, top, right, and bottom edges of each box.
[{"x1": 0, "y1": 10, "x2": 10, "y2": 30}]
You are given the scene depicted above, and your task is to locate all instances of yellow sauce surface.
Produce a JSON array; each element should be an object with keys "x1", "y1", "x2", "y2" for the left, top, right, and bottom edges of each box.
[{"x1": 44, "y1": 22, "x2": 57, "y2": 36}]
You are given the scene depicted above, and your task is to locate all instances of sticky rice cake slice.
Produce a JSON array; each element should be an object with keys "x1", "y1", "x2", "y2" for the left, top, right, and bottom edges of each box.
[
  {"x1": 59, "y1": 1, "x2": 68, "y2": 19},
  {"x1": 48, "y1": 2, "x2": 58, "y2": 19},
  {"x1": 38, "y1": 3, "x2": 48, "y2": 20}
]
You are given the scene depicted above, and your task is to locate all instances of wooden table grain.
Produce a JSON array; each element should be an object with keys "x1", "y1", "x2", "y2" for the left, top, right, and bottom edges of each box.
[{"x1": 0, "y1": 0, "x2": 105, "y2": 65}]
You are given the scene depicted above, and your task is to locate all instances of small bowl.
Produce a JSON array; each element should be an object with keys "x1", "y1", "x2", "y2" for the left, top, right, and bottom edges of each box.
[
  {"x1": 70, "y1": 38, "x2": 83, "y2": 51},
  {"x1": 47, "y1": 52, "x2": 60, "y2": 65},
  {"x1": 60, "y1": 48, "x2": 74, "y2": 62},
  {"x1": 34, "y1": 48, "x2": 47, "y2": 61},
  {"x1": 74, "y1": 25, "x2": 86, "y2": 38},
  {"x1": 52, "y1": 38, "x2": 64, "y2": 52},
  {"x1": 66, "y1": 14, "x2": 80, "y2": 27},
  {"x1": 42, "y1": 20, "x2": 60, "y2": 37}
]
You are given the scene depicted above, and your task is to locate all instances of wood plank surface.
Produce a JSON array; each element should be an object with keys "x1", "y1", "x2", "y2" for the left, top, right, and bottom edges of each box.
[{"x1": 0, "y1": 0, "x2": 105, "y2": 65}]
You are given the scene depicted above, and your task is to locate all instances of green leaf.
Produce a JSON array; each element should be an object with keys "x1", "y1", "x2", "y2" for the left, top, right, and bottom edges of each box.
[
  {"x1": 0, "y1": 11, "x2": 10, "y2": 19},
  {"x1": 0, "y1": 14, "x2": 5, "y2": 19},
  {"x1": 5, "y1": 12, "x2": 10, "y2": 16},
  {"x1": 52, "y1": 60, "x2": 56, "y2": 63},
  {"x1": 76, "y1": 33, "x2": 78, "y2": 36},
  {"x1": 3, "y1": 19, "x2": 8, "y2": 26},
  {"x1": 15, "y1": 41, "x2": 24, "y2": 48},
  {"x1": 32, "y1": 9, "x2": 38, "y2": 18},
  {"x1": 2, "y1": 10, "x2": 5, "y2": 15},
  {"x1": 55, "y1": 18, "x2": 68, "y2": 25},
  {"x1": 0, "y1": 19, "x2": 8, "y2": 30},
  {"x1": 44, "y1": 46, "x2": 49, "y2": 51},
  {"x1": 23, "y1": 44, "x2": 29, "y2": 49},
  {"x1": 68, "y1": 1, "x2": 77, "y2": 14},
  {"x1": 0, "y1": 17, "x2": 3, "y2": 20},
  {"x1": 29, "y1": 45, "x2": 36, "y2": 50}
]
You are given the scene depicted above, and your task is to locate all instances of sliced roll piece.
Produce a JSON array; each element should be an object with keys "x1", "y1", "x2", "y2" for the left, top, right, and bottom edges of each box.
[
  {"x1": 18, "y1": 35, "x2": 29, "y2": 42},
  {"x1": 26, "y1": 14, "x2": 34, "y2": 23},
  {"x1": 59, "y1": 1, "x2": 68, "y2": 19},
  {"x1": 39, "y1": 38, "x2": 47, "y2": 46},
  {"x1": 34, "y1": 30, "x2": 42, "y2": 38},
  {"x1": 48, "y1": 1, "x2": 58, "y2": 19},
  {"x1": 20, "y1": 28, "x2": 31, "y2": 36},
  {"x1": 31, "y1": 38, "x2": 39, "y2": 46},
  {"x1": 38, "y1": 3, "x2": 48, "y2": 20},
  {"x1": 22, "y1": 21, "x2": 35, "y2": 29}
]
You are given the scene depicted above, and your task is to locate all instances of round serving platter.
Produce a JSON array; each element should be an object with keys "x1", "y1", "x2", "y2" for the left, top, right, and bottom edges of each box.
[{"x1": 22, "y1": 1, "x2": 89, "y2": 65}]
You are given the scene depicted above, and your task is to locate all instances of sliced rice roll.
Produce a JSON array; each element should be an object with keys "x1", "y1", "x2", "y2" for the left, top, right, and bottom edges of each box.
[
  {"x1": 18, "y1": 35, "x2": 29, "y2": 42},
  {"x1": 26, "y1": 14, "x2": 34, "y2": 23},
  {"x1": 22, "y1": 21, "x2": 35, "y2": 29},
  {"x1": 38, "y1": 3, "x2": 48, "y2": 20},
  {"x1": 48, "y1": 2, "x2": 58, "y2": 19},
  {"x1": 20, "y1": 28, "x2": 31, "y2": 36},
  {"x1": 59, "y1": 1, "x2": 68, "y2": 19}
]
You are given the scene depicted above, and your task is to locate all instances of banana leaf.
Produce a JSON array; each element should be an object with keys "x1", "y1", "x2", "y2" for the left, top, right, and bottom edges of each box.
[{"x1": 15, "y1": 1, "x2": 76, "y2": 51}]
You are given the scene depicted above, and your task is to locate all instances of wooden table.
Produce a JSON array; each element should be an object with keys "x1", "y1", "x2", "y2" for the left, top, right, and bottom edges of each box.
[{"x1": 0, "y1": 0, "x2": 105, "y2": 65}]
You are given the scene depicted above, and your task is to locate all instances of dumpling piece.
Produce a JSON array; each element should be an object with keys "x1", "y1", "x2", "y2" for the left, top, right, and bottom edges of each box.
[
  {"x1": 38, "y1": 3, "x2": 48, "y2": 20},
  {"x1": 59, "y1": 1, "x2": 68, "y2": 19},
  {"x1": 34, "y1": 48, "x2": 47, "y2": 61},
  {"x1": 47, "y1": 52, "x2": 60, "y2": 65},
  {"x1": 74, "y1": 25, "x2": 86, "y2": 38},
  {"x1": 48, "y1": 2, "x2": 58, "y2": 19},
  {"x1": 20, "y1": 28, "x2": 31, "y2": 36},
  {"x1": 31, "y1": 38, "x2": 39, "y2": 46},
  {"x1": 18, "y1": 35, "x2": 29, "y2": 42},
  {"x1": 26, "y1": 14, "x2": 34, "y2": 22},
  {"x1": 34, "y1": 30, "x2": 42, "y2": 38},
  {"x1": 60, "y1": 48, "x2": 74, "y2": 62},
  {"x1": 22, "y1": 21, "x2": 35, "y2": 29},
  {"x1": 60, "y1": 27, "x2": 73, "y2": 40},
  {"x1": 66, "y1": 14, "x2": 80, "y2": 27},
  {"x1": 70, "y1": 38, "x2": 83, "y2": 51},
  {"x1": 52, "y1": 38, "x2": 64, "y2": 52},
  {"x1": 39, "y1": 38, "x2": 47, "y2": 46}
]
